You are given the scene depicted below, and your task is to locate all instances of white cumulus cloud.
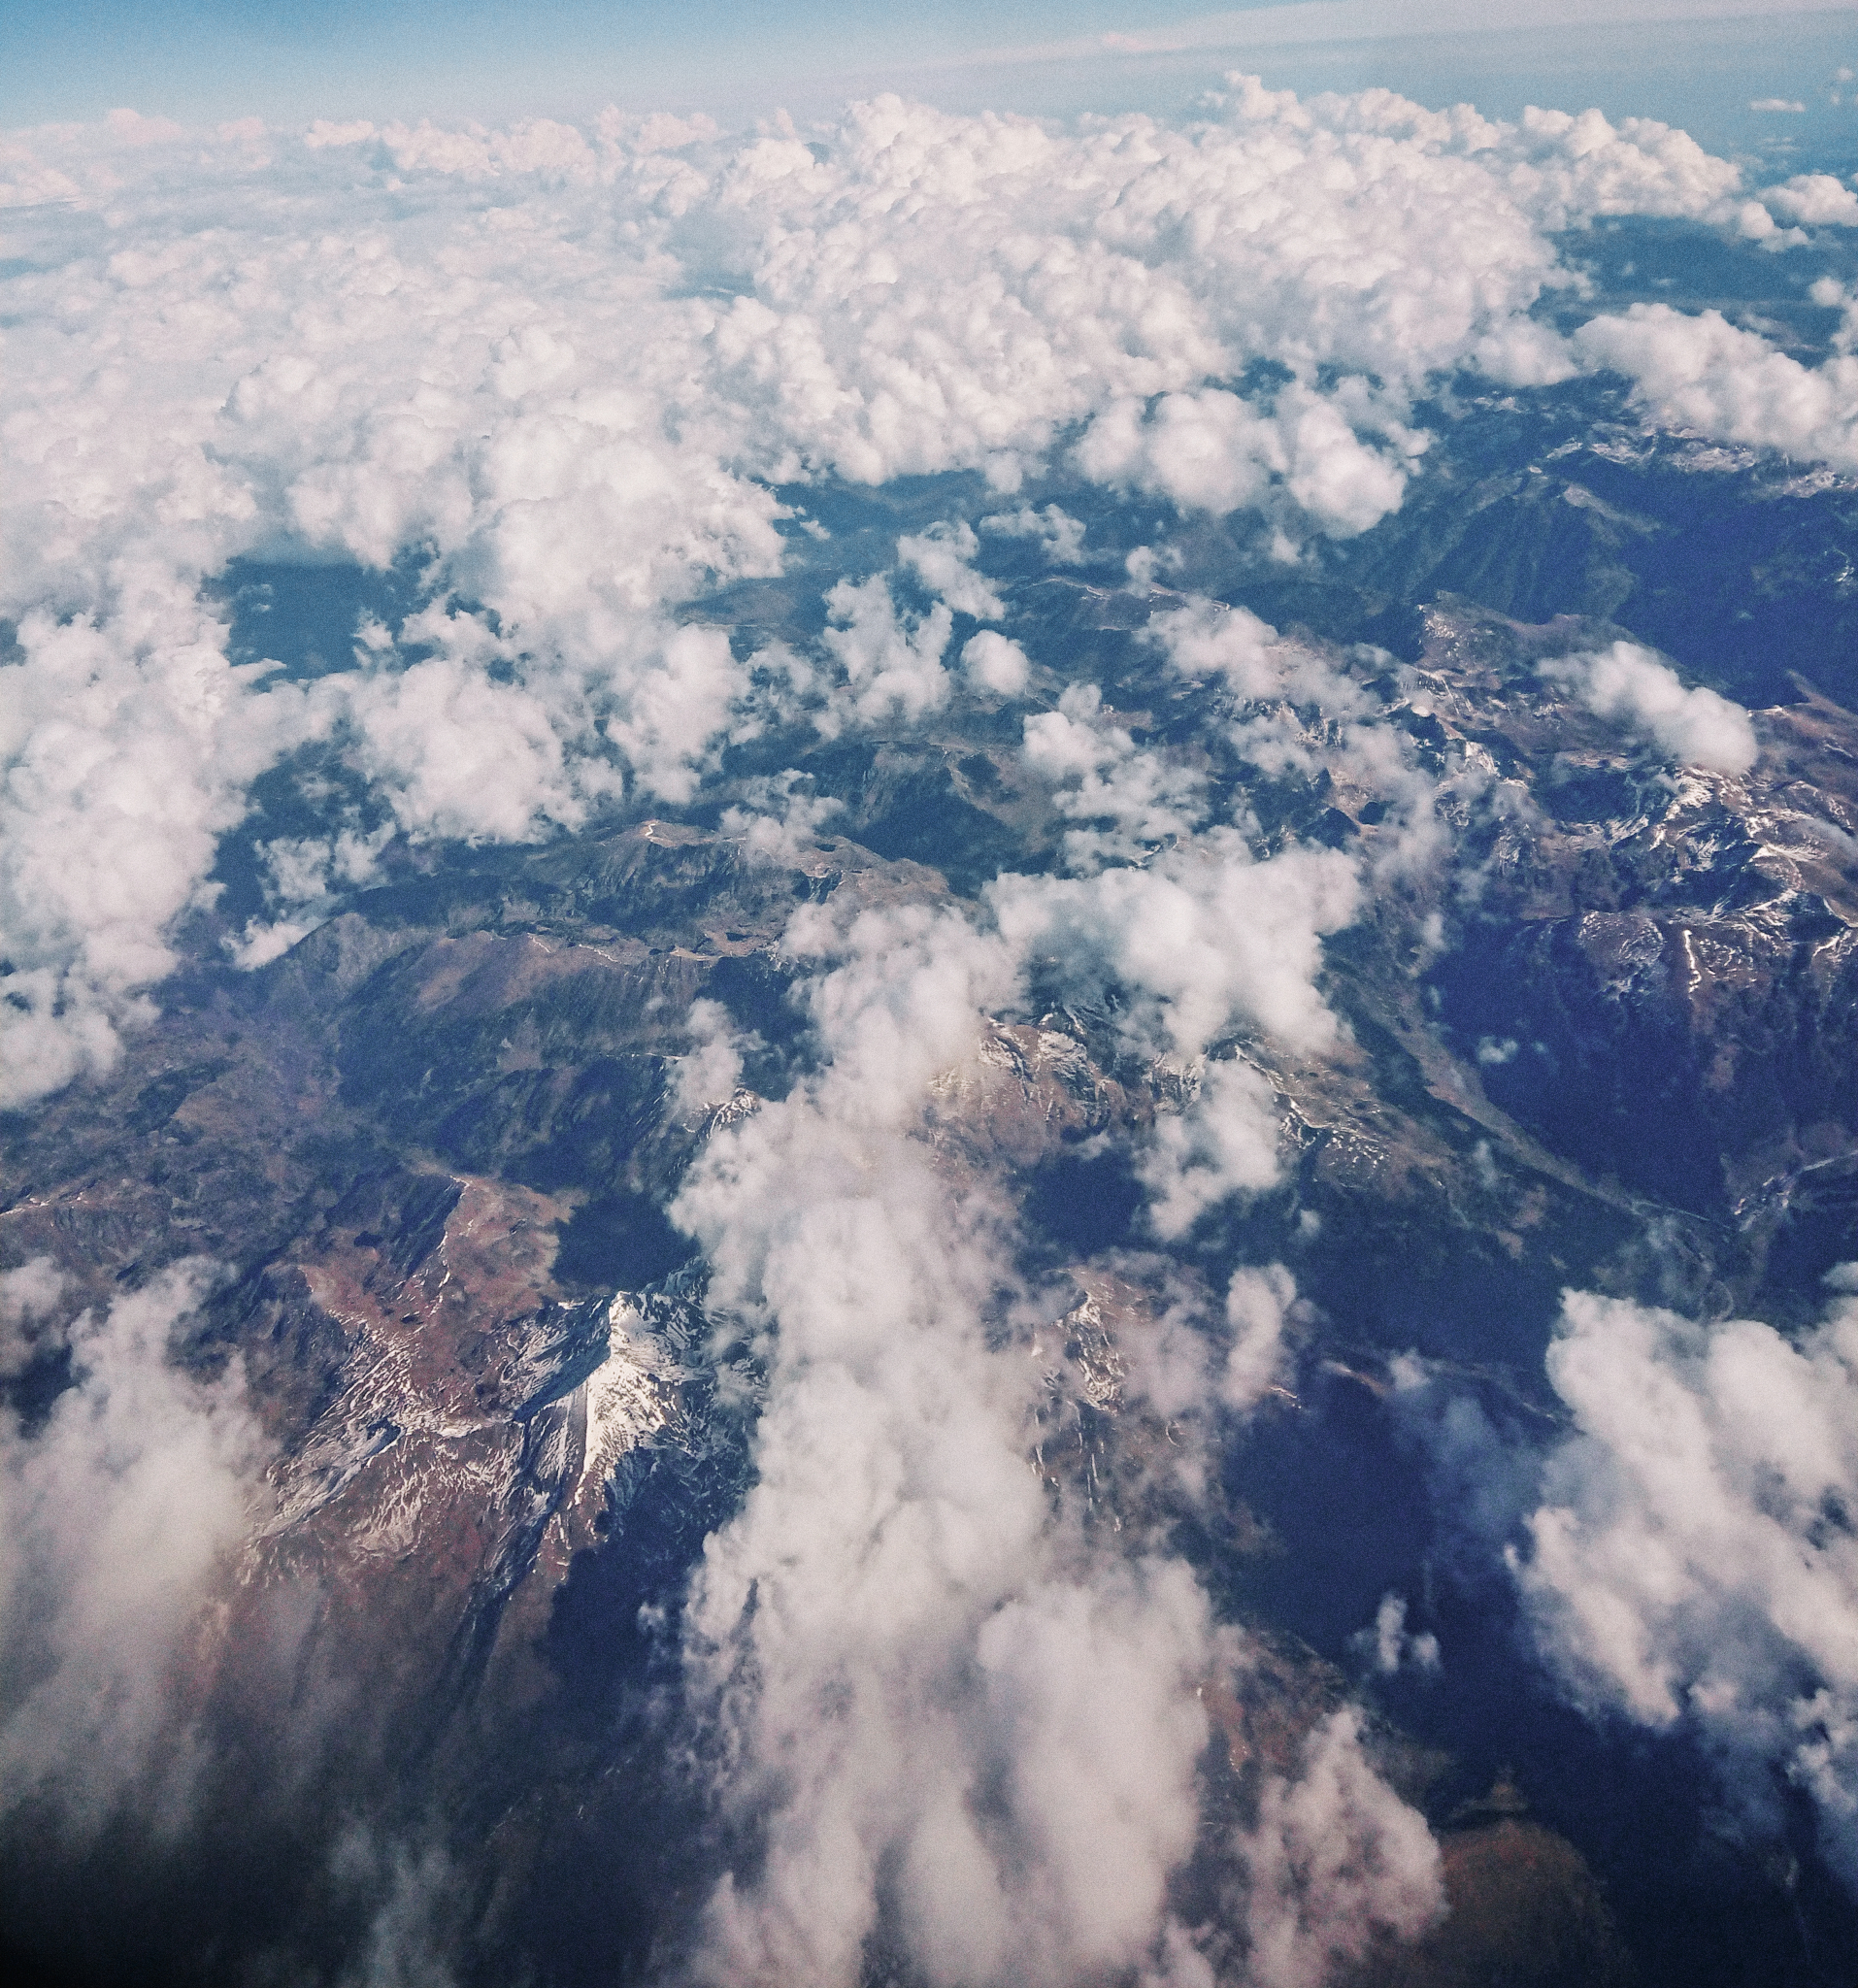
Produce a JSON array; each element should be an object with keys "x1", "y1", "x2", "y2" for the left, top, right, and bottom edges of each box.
[
  {"x1": 1140, "y1": 1058, "x2": 1286, "y2": 1240},
  {"x1": 992, "y1": 830, "x2": 1360, "y2": 1065},
  {"x1": 1575, "y1": 303, "x2": 1858, "y2": 477},
  {"x1": 1511, "y1": 1279, "x2": 1858, "y2": 1883},
  {"x1": 1020, "y1": 682, "x2": 1209, "y2": 872},
  {"x1": 1221, "y1": 1262, "x2": 1304, "y2": 1411},
  {"x1": 817, "y1": 570, "x2": 956, "y2": 730},
  {"x1": 979, "y1": 503, "x2": 1086, "y2": 564},
  {"x1": 1543, "y1": 641, "x2": 1758, "y2": 774},
  {"x1": 960, "y1": 627, "x2": 1032, "y2": 697},
  {"x1": 1763, "y1": 173, "x2": 1858, "y2": 226},
  {"x1": 897, "y1": 519, "x2": 1007, "y2": 621}
]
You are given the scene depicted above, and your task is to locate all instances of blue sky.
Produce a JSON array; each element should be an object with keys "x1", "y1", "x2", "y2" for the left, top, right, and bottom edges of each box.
[{"x1": 2, "y1": 1, "x2": 1857, "y2": 156}]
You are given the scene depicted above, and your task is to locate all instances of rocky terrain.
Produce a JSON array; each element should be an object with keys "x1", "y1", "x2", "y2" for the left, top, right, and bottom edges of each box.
[{"x1": 7, "y1": 524, "x2": 1858, "y2": 1985}]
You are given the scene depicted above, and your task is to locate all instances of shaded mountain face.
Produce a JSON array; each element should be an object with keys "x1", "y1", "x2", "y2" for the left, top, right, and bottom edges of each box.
[{"x1": 10, "y1": 99, "x2": 1858, "y2": 1988}]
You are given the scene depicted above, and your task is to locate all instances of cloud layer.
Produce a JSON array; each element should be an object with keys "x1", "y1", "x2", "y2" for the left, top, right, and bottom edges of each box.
[{"x1": 0, "y1": 81, "x2": 1808, "y2": 1103}]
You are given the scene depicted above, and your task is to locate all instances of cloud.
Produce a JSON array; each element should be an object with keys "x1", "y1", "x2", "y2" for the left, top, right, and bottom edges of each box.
[
  {"x1": 324, "y1": 1827, "x2": 469, "y2": 1988},
  {"x1": 0, "y1": 1256, "x2": 67, "y2": 1382},
  {"x1": 1141, "y1": 596, "x2": 1463, "y2": 887},
  {"x1": 817, "y1": 571, "x2": 955, "y2": 732},
  {"x1": 705, "y1": 81, "x2": 1597, "y2": 496},
  {"x1": 0, "y1": 120, "x2": 787, "y2": 1101},
  {"x1": 344, "y1": 654, "x2": 589, "y2": 844},
  {"x1": 992, "y1": 829, "x2": 1360, "y2": 1064},
  {"x1": 1146, "y1": 600, "x2": 1370, "y2": 714},
  {"x1": 672, "y1": 996, "x2": 749, "y2": 1119},
  {"x1": 232, "y1": 817, "x2": 396, "y2": 970},
  {"x1": 1140, "y1": 1058, "x2": 1285, "y2": 1239},
  {"x1": 1388, "y1": 1357, "x2": 1546, "y2": 1580},
  {"x1": 717, "y1": 771, "x2": 846, "y2": 868},
  {"x1": 304, "y1": 119, "x2": 378, "y2": 149},
  {"x1": 1020, "y1": 682, "x2": 1209, "y2": 872},
  {"x1": 15, "y1": 69, "x2": 1841, "y2": 1979},
  {"x1": 1353, "y1": 1592, "x2": 1442, "y2": 1677},
  {"x1": 1221, "y1": 1262, "x2": 1303, "y2": 1411},
  {"x1": 1074, "y1": 384, "x2": 1416, "y2": 539},
  {"x1": 673, "y1": 903, "x2": 1221, "y2": 1987},
  {"x1": 0, "y1": 1262, "x2": 267, "y2": 1843},
  {"x1": 1543, "y1": 641, "x2": 1758, "y2": 774},
  {"x1": 897, "y1": 519, "x2": 1006, "y2": 621},
  {"x1": 990, "y1": 782, "x2": 1361, "y2": 1259},
  {"x1": 836, "y1": 518, "x2": 1030, "y2": 709},
  {"x1": 0, "y1": 587, "x2": 324, "y2": 1105},
  {"x1": 1508, "y1": 1280, "x2": 1858, "y2": 1882},
  {"x1": 1749, "y1": 98, "x2": 1808, "y2": 114},
  {"x1": 960, "y1": 628, "x2": 1031, "y2": 696},
  {"x1": 979, "y1": 503, "x2": 1086, "y2": 564},
  {"x1": 1575, "y1": 302, "x2": 1858, "y2": 476},
  {"x1": 1237, "y1": 1706, "x2": 1443, "y2": 1988},
  {"x1": 1763, "y1": 173, "x2": 1858, "y2": 224},
  {"x1": 668, "y1": 873, "x2": 1431, "y2": 1984}
]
